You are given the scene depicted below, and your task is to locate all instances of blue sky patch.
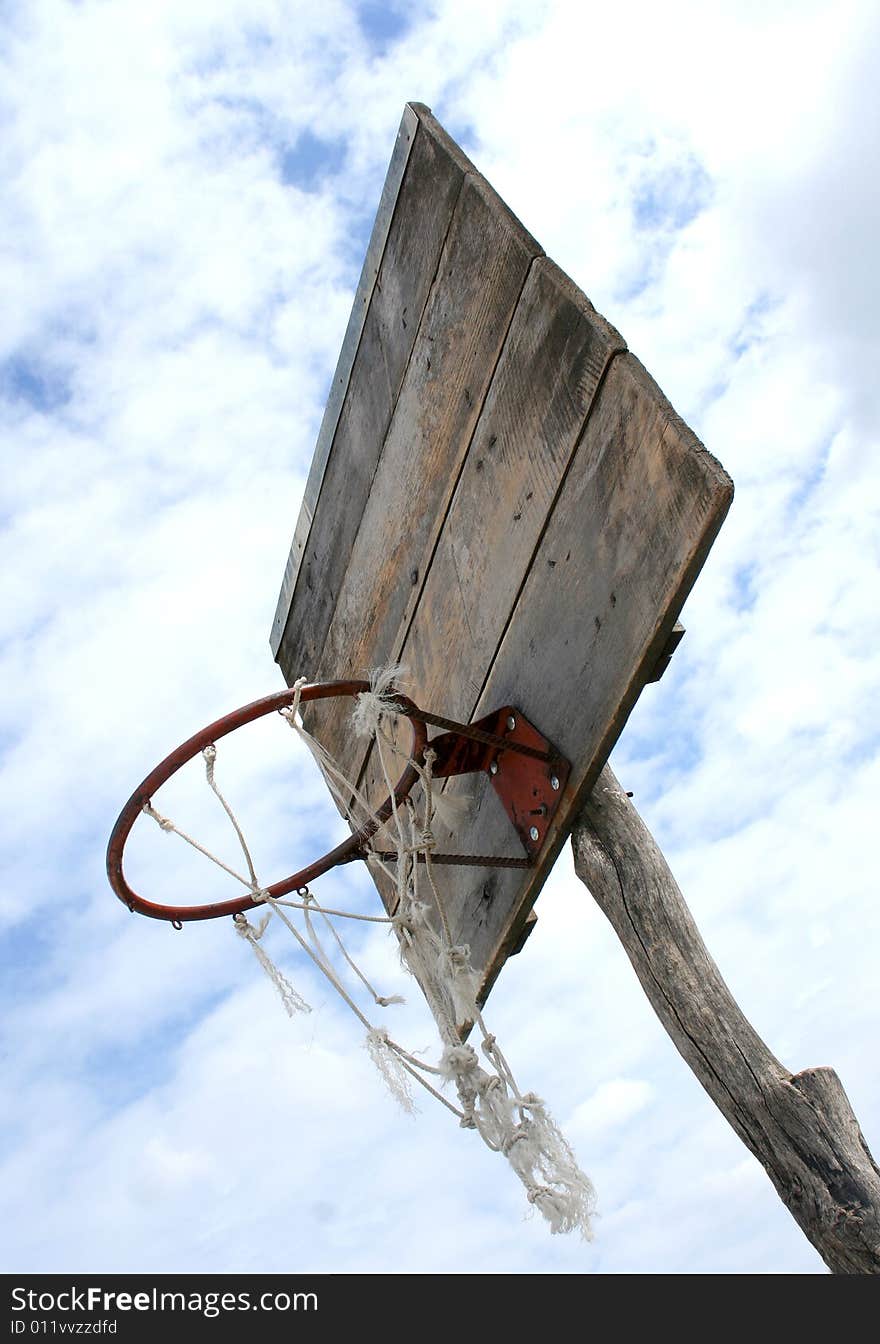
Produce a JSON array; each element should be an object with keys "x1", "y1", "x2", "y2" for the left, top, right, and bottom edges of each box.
[
  {"x1": 1, "y1": 919, "x2": 57, "y2": 1004},
  {"x1": 624, "y1": 717, "x2": 703, "y2": 777},
  {"x1": 786, "y1": 436, "x2": 832, "y2": 520},
  {"x1": 632, "y1": 154, "x2": 713, "y2": 233},
  {"x1": 356, "y1": 0, "x2": 414, "y2": 55},
  {"x1": 82, "y1": 993, "x2": 229, "y2": 1111},
  {"x1": 1, "y1": 353, "x2": 71, "y2": 414},
  {"x1": 280, "y1": 129, "x2": 346, "y2": 190},
  {"x1": 730, "y1": 293, "x2": 777, "y2": 359},
  {"x1": 731, "y1": 561, "x2": 758, "y2": 613},
  {"x1": 615, "y1": 266, "x2": 654, "y2": 303},
  {"x1": 614, "y1": 151, "x2": 713, "y2": 303}
]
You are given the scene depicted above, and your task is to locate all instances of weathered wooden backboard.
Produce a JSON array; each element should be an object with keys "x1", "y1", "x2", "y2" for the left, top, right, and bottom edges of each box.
[{"x1": 271, "y1": 102, "x2": 732, "y2": 1010}]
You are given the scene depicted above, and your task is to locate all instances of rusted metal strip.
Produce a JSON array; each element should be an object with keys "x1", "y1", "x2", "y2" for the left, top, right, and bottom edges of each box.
[{"x1": 369, "y1": 851, "x2": 534, "y2": 869}]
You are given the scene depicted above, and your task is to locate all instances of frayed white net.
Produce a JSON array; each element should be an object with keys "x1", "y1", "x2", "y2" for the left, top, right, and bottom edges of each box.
[{"x1": 144, "y1": 669, "x2": 596, "y2": 1238}]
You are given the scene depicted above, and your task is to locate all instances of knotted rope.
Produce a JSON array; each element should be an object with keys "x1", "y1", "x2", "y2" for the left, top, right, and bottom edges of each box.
[{"x1": 141, "y1": 667, "x2": 596, "y2": 1238}]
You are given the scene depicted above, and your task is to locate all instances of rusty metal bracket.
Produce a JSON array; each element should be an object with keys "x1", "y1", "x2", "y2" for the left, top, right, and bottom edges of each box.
[
  {"x1": 414, "y1": 705, "x2": 570, "y2": 861},
  {"x1": 109, "y1": 681, "x2": 571, "y2": 924}
]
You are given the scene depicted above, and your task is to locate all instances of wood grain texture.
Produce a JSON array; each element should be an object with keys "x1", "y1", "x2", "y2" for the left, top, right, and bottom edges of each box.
[
  {"x1": 275, "y1": 113, "x2": 464, "y2": 676},
  {"x1": 571, "y1": 765, "x2": 880, "y2": 1274},
  {"x1": 403, "y1": 258, "x2": 625, "y2": 721},
  {"x1": 351, "y1": 258, "x2": 627, "y2": 924},
  {"x1": 306, "y1": 173, "x2": 539, "y2": 776},
  {"x1": 274, "y1": 102, "x2": 542, "y2": 675},
  {"x1": 413, "y1": 352, "x2": 732, "y2": 992},
  {"x1": 351, "y1": 256, "x2": 625, "y2": 931},
  {"x1": 351, "y1": 256, "x2": 623, "y2": 807},
  {"x1": 271, "y1": 105, "x2": 419, "y2": 656},
  {"x1": 272, "y1": 105, "x2": 733, "y2": 1018}
]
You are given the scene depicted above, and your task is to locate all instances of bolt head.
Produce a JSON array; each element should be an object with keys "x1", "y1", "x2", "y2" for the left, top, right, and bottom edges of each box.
[
  {"x1": 489, "y1": 760, "x2": 499, "y2": 776},
  {"x1": 506, "y1": 714, "x2": 516, "y2": 731},
  {"x1": 550, "y1": 774, "x2": 560, "y2": 791},
  {"x1": 529, "y1": 825, "x2": 540, "y2": 842}
]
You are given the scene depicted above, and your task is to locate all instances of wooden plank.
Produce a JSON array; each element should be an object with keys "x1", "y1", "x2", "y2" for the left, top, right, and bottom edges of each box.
[
  {"x1": 274, "y1": 111, "x2": 464, "y2": 675},
  {"x1": 403, "y1": 258, "x2": 625, "y2": 722},
  {"x1": 354, "y1": 257, "x2": 625, "y2": 893},
  {"x1": 271, "y1": 105, "x2": 733, "y2": 1024},
  {"x1": 407, "y1": 104, "x2": 478, "y2": 175},
  {"x1": 647, "y1": 619, "x2": 685, "y2": 682},
  {"x1": 410, "y1": 352, "x2": 733, "y2": 996},
  {"x1": 271, "y1": 105, "x2": 418, "y2": 657},
  {"x1": 302, "y1": 173, "x2": 540, "y2": 775}
]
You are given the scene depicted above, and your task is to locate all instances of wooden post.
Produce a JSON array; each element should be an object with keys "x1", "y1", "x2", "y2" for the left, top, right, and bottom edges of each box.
[{"x1": 570, "y1": 764, "x2": 880, "y2": 1274}]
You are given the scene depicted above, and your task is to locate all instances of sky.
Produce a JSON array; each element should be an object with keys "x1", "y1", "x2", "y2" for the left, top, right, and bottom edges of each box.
[{"x1": 1, "y1": 0, "x2": 878, "y2": 1276}]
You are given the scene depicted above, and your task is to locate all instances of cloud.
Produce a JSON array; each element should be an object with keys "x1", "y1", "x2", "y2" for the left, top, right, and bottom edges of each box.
[
  {"x1": 1, "y1": 0, "x2": 877, "y2": 1276},
  {"x1": 569, "y1": 1079, "x2": 656, "y2": 1142}
]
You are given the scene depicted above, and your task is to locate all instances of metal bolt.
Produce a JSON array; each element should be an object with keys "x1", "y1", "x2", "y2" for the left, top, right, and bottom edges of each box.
[
  {"x1": 489, "y1": 760, "x2": 499, "y2": 776},
  {"x1": 529, "y1": 825, "x2": 540, "y2": 842},
  {"x1": 550, "y1": 774, "x2": 560, "y2": 791},
  {"x1": 506, "y1": 715, "x2": 516, "y2": 731}
]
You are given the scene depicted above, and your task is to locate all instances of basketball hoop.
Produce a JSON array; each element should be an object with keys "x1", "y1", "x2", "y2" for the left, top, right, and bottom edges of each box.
[
  {"x1": 107, "y1": 678, "x2": 569, "y2": 925},
  {"x1": 105, "y1": 671, "x2": 595, "y2": 1238},
  {"x1": 107, "y1": 679, "x2": 428, "y2": 924}
]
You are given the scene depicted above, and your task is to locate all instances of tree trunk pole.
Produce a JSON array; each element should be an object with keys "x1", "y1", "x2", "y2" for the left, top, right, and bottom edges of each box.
[{"x1": 570, "y1": 764, "x2": 880, "y2": 1273}]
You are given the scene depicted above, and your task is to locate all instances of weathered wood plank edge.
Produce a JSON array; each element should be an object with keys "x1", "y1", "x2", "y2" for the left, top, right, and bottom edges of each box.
[
  {"x1": 346, "y1": 247, "x2": 548, "y2": 819},
  {"x1": 475, "y1": 352, "x2": 734, "y2": 1005},
  {"x1": 271, "y1": 100, "x2": 556, "y2": 663},
  {"x1": 390, "y1": 255, "x2": 614, "y2": 705},
  {"x1": 270, "y1": 104, "x2": 419, "y2": 656},
  {"x1": 361, "y1": 301, "x2": 629, "y2": 1007},
  {"x1": 459, "y1": 262, "x2": 628, "y2": 720},
  {"x1": 373, "y1": 255, "x2": 627, "y2": 848},
  {"x1": 408, "y1": 103, "x2": 542, "y2": 257}
]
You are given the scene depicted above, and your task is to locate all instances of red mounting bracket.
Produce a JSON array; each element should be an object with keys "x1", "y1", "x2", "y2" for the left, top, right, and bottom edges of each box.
[{"x1": 423, "y1": 705, "x2": 570, "y2": 859}]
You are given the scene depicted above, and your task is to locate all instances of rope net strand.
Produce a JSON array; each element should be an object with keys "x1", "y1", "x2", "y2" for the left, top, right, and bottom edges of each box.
[{"x1": 143, "y1": 670, "x2": 596, "y2": 1239}]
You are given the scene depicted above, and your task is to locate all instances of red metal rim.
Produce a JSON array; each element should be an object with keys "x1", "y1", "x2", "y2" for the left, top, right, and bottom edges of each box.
[{"x1": 106, "y1": 679, "x2": 427, "y2": 924}]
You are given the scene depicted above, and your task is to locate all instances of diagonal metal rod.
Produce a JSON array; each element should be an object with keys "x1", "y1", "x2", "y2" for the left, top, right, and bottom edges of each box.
[
  {"x1": 398, "y1": 706, "x2": 553, "y2": 762},
  {"x1": 368, "y1": 850, "x2": 534, "y2": 869}
]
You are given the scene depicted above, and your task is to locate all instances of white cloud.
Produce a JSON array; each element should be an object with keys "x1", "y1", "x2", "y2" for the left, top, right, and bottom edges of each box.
[
  {"x1": 1, "y1": 0, "x2": 877, "y2": 1277},
  {"x1": 569, "y1": 1079, "x2": 656, "y2": 1142}
]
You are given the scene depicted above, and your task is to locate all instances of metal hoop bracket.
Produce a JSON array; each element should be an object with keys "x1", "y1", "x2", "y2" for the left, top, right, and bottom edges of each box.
[
  {"x1": 107, "y1": 683, "x2": 570, "y2": 925},
  {"x1": 423, "y1": 704, "x2": 570, "y2": 857}
]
